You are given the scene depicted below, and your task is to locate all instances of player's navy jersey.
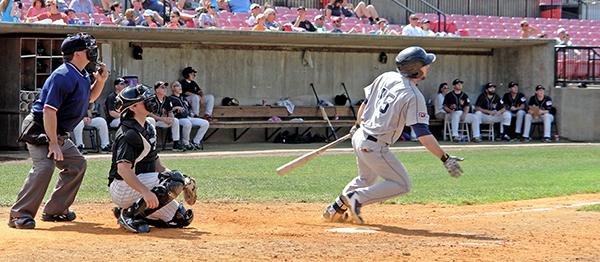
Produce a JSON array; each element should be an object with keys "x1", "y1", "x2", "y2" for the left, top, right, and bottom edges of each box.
[
  {"x1": 502, "y1": 92, "x2": 527, "y2": 111},
  {"x1": 527, "y1": 95, "x2": 553, "y2": 111},
  {"x1": 443, "y1": 91, "x2": 471, "y2": 111},
  {"x1": 475, "y1": 93, "x2": 505, "y2": 111},
  {"x1": 169, "y1": 95, "x2": 191, "y2": 119},
  {"x1": 361, "y1": 71, "x2": 429, "y2": 145},
  {"x1": 151, "y1": 96, "x2": 173, "y2": 117},
  {"x1": 108, "y1": 119, "x2": 159, "y2": 185},
  {"x1": 31, "y1": 62, "x2": 92, "y2": 133}
]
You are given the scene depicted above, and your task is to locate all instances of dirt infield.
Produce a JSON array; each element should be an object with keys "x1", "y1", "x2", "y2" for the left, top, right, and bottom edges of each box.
[{"x1": 1, "y1": 194, "x2": 600, "y2": 261}]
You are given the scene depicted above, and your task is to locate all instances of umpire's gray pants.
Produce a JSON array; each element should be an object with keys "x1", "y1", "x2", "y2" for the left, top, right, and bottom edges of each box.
[
  {"x1": 342, "y1": 129, "x2": 411, "y2": 206},
  {"x1": 10, "y1": 137, "x2": 86, "y2": 219}
]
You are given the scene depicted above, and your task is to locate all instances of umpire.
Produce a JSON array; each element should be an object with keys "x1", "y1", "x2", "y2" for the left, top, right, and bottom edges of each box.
[{"x1": 8, "y1": 32, "x2": 109, "y2": 229}]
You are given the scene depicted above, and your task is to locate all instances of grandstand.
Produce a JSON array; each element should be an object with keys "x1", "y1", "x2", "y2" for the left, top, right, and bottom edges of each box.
[{"x1": 1, "y1": 0, "x2": 599, "y2": 149}]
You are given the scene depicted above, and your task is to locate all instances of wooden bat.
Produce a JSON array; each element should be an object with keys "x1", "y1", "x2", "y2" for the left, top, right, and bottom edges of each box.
[
  {"x1": 276, "y1": 133, "x2": 352, "y2": 176},
  {"x1": 320, "y1": 106, "x2": 339, "y2": 139}
]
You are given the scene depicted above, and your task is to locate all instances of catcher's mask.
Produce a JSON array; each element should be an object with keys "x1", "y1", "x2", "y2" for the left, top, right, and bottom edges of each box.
[
  {"x1": 61, "y1": 32, "x2": 99, "y2": 65},
  {"x1": 116, "y1": 85, "x2": 158, "y2": 115}
]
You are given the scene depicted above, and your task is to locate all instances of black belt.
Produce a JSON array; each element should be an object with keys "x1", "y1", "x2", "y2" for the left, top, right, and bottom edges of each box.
[{"x1": 366, "y1": 135, "x2": 378, "y2": 142}]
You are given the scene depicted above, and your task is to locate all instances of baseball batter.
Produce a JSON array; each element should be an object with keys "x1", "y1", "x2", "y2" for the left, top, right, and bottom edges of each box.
[
  {"x1": 108, "y1": 85, "x2": 197, "y2": 233},
  {"x1": 322, "y1": 46, "x2": 464, "y2": 224}
]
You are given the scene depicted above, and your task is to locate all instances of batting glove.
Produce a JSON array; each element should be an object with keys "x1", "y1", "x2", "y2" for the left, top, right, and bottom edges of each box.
[{"x1": 441, "y1": 153, "x2": 464, "y2": 178}]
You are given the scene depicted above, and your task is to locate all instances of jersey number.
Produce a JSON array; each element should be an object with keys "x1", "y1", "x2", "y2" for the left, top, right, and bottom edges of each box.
[{"x1": 377, "y1": 88, "x2": 396, "y2": 114}]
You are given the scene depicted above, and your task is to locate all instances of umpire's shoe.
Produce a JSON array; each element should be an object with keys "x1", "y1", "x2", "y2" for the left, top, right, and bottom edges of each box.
[
  {"x1": 341, "y1": 191, "x2": 364, "y2": 224},
  {"x1": 7, "y1": 217, "x2": 36, "y2": 229},
  {"x1": 41, "y1": 211, "x2": 76, "y2": 222},
  {"x1": 117, "y1": 213, "x2": 150, "y2": 233}
]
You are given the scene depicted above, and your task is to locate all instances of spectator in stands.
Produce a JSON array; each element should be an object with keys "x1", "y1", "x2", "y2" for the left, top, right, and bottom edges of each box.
[
  {"x1": 330, "y1": 16, "x2": 345, "y2": 33},
  {"x1": 216, "y1": 0, "x2": 229, "y2": 12},
  {"x1": 522, "y1": 85, "x2": 554, "y2": 143},
  {"x1": 27, "y1": 0, "x2": 68, "y2": 23},
  {"x1": 73, "y1": 103, "x2": 111, "y2": 153},
  {"x1": 443, "y1": 78, "x2": 482, "y2": 142},
  {"x1": 433, "y1": 82, "x2": 449, "y2": 120},
  {"x1": 109, "y1": 2, "x2": 124, "y2": 25},
  {"x1": 263, "y1": 8, "x2": 280, "y2": 31},
  {"x1": 99, "y1": 0, "x2": 111, "y2": 14},
  {"x1": 252, "y1": 14, "x2": 268, "y2": 31},
  {"x1": 142, "y1": 0, "x2": 164, "y2": 17},
  {"x1": 166, "y1": 10, "x2": 184, "y2": 28},
  {"x1": 402, "y1": 14, "x2": 424, "y2": 36},
  {"x1": 520, "y1": 20, "x2": 540, "y2": 39},
  {"x1": 140, "y1": 9, "x2": 160, "y2": 27},
  {"x1": 246, "y1": 3, "x2": 260, "y2": 26},
  {"x1": 25, "y1": 0, "x2": 46, "y2": 20},
  {"x1": 374, "y1": 19, "x2": 399, "y2": 36},
  {"x1": 420, "y1": 19, "x2": 436, "y2": 37},
  {"x1": 474, "y1": 82, "x2": 512, "y2": 141},
  {"x1": 148, "y1": 81, "x2": 185, "y2": 152},
  {"x1": 105, "y1": 78, "x2": 127, "y2": 128},
  {"x1": 65, "y1": 8, "x2": 79, "y2": 24},
  {"x1": 502, "y1": 81, "x2": 527, "y2": 140},
  {"x1": 170, "y1": 81, "x2": 210, "y2": 150},
  {"x1": 122, "y1": 8, "x2": 136, "y2": 26},
  {"x1": 555, "y1": 28, "x2": 572, "y2": 46},
  {"x1": 131, "y1": 0, "x2": 165, "y2": 25},
  {"x1": 180, "y1": 66, "x2": 215, "y2": 120},
  {"x1": 1, "y1": 0, "x2": 23, "y2": 22},
  {"x1": 227, "y1": 0, "x2": 250, "y2": 13},
  {"x1": 68, "y1": 0, "x2": 95, "y2": 15},
  {"x1": 251, "y1": 13, "x2": 266, "y2": 31},
  {"x1": 292, "y1": 6, "x2": 316, "y2": 32},
  {"x1": 326, "y1": 0, "x2": 379, "y2": 24},
  {"x1": 197, "y1": 5, "x2": 219, "y2": 28},
  {"x1": 313, "y1": 14, "x2": 327, "y2": 33}
]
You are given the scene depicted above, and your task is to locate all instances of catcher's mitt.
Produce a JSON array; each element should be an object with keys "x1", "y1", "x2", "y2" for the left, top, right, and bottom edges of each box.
[{"x1": 183, "y1": 176, "x2": 197, "y2": 205}]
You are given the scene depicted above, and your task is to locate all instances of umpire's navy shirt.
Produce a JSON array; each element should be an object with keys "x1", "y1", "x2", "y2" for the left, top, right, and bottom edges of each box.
[{"x1": 31, "y1": 62, "x2": 92, "y2": 134}]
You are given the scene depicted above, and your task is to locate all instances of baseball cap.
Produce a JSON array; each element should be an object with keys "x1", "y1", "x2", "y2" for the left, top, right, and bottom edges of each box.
[
  {"x1": 557, "y1": 28, "x2": 566, "y2": 34},
  {"x1": 485, "y1": 82, "x2": 497, "y2": 89},
  {"x1": 154, "y1": 81, "x2": 168, "y2": 89},
  {"x1": 296, "y1": 6, "x2": 305, "y2": 11},
  {"x1": 508, "y1": 81, "x2": 518, "y2": 88},
  {"x1": 535, "y1": 85, "x2": 545, "y2": 90},
  {"x1": 250, "y1": 3, "x2": 260, "y2": 10},
  {"x1": 452, "y1": 79, "x2": 464, "y2": 85},
  {"x1": 60, "y1": 32, "x2": 97, "y2": 55},
  {"x1": 142, "y1": 9, "x2": 154, "y2": 17},
  {"x1": 182, "y1": 66, "x2": 197, "y2": 77},
  {"x1": 421, "y1": 18, "x2": 430, "y2": 24},
  {"x1": 377, "y1": 18, "x2": 388, "y2": 25},
  {"x1": 332, "y1": 16, "x2": 342, "y2": 23},
  {"x1": 314, "y1": 14, "x2": 324, "y2": 21},
  {"x1": 114, "y1": 77, "x2": 128, "y2": 86}
]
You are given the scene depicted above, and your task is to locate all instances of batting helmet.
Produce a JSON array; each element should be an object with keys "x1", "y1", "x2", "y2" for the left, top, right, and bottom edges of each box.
[
  {"x1": 115, "y1": 85, "x2": 158, "y2": 114},
  {"x1": 395, "y1": 46, "x2": 436, "y2": 78}
]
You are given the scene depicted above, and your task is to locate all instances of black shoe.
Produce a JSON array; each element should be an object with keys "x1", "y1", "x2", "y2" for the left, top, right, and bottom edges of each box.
[
  {"x1": 185, "y1": 144, "x2": 195, "y2": 151},
  {"x1": 542, "y1": 137, "x2": 552, "y2": 143},
  {"x1": 522, "y1": 137, "x2": 531, "y2": 143},
  {"x1": 7, "y1": 217, "x2": 36, "y2": 229},
  {"x1": 117, "y1": 214, "x2": 150, "y2": 233},
  {"x1": 112, "y1": 207, "x2": 122, "y2": 219},
  {"x1": 100, "y1": 145, "x2": 111, "y2": 154},
  {"x1": 172, "y1": 141, "x2": 185, "y2": 152},
  {"x1": 77, "y1": 145, "x2": 87, "y2": 155},
  {"x1": 41, "y1": 211, "x2": 76, "y2": 222},
  {"x1": 191, "y1": 142, "x2": 203, "y2": 150},
  {"x1": 501, "y1": 134, "x2": 511, "y2": 141}
]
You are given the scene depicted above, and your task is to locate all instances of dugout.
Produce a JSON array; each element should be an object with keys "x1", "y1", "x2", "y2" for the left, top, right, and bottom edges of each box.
[{"x1": 0, "y1": 23, "x2": 562, "y2": 148}]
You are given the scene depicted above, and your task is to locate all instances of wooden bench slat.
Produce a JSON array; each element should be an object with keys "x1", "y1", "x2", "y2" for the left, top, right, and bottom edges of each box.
[
  {"x1": 210, "y1": 120, "x2": 356, "y2": 129},
  {"x1": 212, "y1": 106, "x2": 356, "y2": 118}
]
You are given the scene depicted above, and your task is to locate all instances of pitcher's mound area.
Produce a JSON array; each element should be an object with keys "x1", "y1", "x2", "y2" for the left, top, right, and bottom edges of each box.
[{"x1": 1, "y1": 194, "x2": 600, "y2": 261}]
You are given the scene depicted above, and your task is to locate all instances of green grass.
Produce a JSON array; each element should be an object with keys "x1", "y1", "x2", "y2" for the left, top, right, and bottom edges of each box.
[
  {"x1": 577, "y1": 204, "x2": 600, "y2": 212},
  {"x1": 1, "y1": 146, "x2": 599, "y2": 206}
]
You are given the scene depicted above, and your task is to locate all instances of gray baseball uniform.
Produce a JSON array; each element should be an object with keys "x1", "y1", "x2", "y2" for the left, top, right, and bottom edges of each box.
[{"x1": 342, "y1": 71, "x2": 428, "y2": 205}]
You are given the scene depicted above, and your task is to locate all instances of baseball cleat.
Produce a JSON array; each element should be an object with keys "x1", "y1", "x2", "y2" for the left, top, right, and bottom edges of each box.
[
  {"x1": 117, "y1": 213, "x2": 150, "y2": 233},
  {"x1": 7, "y1": 217, "x2": 36, "y2": 229},
  {"x1": 321, "y1": 205, "x2": 345, "y2": 223},
  {"x1": 112, "y1": 207, "x2": 122, "y2": 219},
  {"x1": 41, "y1": 211, "x2": 76, "y2": 222},
  {"x1": 341, "y1": 191, "x2": 364, "y2": 224}
]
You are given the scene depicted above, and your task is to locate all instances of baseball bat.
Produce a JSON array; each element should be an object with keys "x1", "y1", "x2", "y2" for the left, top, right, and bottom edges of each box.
[
  {"x1": 341, "y1": 82, "x2": 357, "y2": 119},
  {"x1": 276, "y1": 133, "x2": 351, "y2": 176},
  {"x1": 310, "y1": 83, "x2": 339, "y2": 139}
]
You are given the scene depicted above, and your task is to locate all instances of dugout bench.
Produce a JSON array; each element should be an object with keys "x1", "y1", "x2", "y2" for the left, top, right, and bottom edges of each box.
[{"x1": 205, "y1": 106, "x2": 357, "y2": 142}]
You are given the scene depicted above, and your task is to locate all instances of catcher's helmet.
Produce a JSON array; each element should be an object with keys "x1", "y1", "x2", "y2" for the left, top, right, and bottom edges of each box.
[
  {"x1": 395, "y1": 46, "x2": 436, "y2": 78},
  {"x1": 115, "y1": 85, "x2": 158, "y2": 114}
]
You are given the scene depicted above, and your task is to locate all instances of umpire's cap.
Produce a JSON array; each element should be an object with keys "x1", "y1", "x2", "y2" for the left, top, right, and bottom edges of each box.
[
  {"x1": 395, "y1": 46, "x2": 436, "y2": 78},
  {"x1": 61, "y1": 32, "x2": 97, "y2": 55},
  {"x1": 115, "y1": 85, "x2": 154, "y2": 113}
]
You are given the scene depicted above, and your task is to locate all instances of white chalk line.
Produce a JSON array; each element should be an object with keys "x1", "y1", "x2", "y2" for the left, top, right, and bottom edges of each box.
[{"x1": 449, "y1": 201, "x2": 600, "y2": 218}]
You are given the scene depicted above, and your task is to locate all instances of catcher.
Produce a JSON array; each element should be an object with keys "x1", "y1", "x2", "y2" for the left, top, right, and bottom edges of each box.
[{"x1": 108, "y1": 85, "x2": 197, "y2": 233}]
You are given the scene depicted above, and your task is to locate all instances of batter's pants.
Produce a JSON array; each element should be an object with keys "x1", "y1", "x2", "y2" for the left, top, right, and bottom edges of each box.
[{"x1": 342, "y1": 129, "x2": 412, "y2": 206}]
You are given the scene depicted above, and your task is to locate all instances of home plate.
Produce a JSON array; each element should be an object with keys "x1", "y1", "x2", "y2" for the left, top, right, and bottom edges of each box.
[{"x1": 327, "y1": 228, "x2": 379, "y2": 234}]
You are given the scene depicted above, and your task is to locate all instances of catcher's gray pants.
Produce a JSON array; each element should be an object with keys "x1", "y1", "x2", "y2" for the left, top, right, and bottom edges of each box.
[
  {"x1": 109, "y1": 172, "x2": 179, "y2": 222},
  {"x1": 10, "y1": 136, "x2": 86, "y2": 219},
  {"x1": 342, "y1": 129, "x2": 412, "y2": 206}
]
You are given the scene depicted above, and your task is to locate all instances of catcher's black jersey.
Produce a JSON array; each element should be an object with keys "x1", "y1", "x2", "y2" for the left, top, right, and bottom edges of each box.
[{"x1": 108, "y1": 118, "x2": 159, "y2": 185}]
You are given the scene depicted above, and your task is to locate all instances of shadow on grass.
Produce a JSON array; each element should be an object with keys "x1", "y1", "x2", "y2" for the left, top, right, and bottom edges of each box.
[{"x1": 39, "y1": 221, "x2": 210, "y2": 239}]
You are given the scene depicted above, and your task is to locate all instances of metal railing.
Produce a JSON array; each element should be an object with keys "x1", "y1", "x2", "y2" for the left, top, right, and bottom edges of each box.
[{"x1": 555, "y1": 46, "x2": 600, "y2": 86}]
